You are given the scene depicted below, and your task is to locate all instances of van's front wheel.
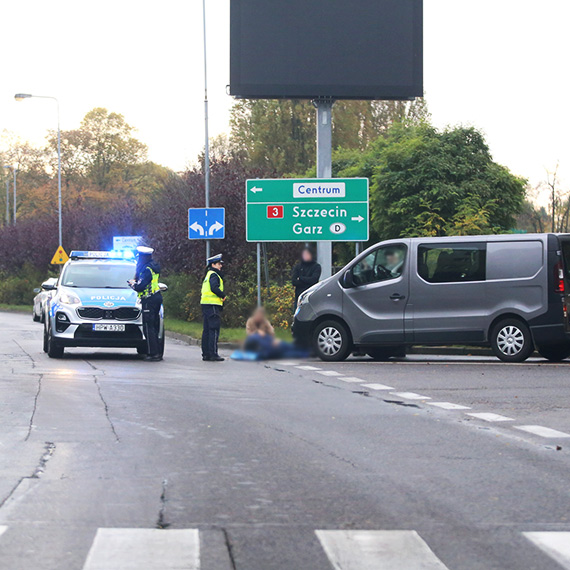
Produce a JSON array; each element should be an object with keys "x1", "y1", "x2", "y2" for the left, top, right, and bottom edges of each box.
[
  {"x1": 491, "y1": 318, "x2": 534, "y2": 362},
  {"x1": 313, "y1": 320, "x2": 352, "y2": 361}
]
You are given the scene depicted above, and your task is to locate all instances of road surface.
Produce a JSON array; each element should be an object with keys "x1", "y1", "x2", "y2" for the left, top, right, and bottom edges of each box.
[{"x1": 1, "y1": 311, "x2": 570, "y2": 569}]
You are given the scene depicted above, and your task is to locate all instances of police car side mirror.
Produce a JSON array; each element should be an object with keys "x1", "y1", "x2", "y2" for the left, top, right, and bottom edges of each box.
[
  {"x1": 33, "y1": 288, "x2": 41, "y2": 294},
  {"x1": 41, "y1": 282, "x2": 56, "y2": 291},
  {"x1": 158, "y1": 283, "x2": 168, "y2": 292},
  {"x1": 341, "y1": 271, "x2": 355, "y2": 288}
]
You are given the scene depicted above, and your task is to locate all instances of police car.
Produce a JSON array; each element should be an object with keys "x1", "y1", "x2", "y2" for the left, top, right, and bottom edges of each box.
[{"x1": 43, "y1": 250, "x2": 165, "y2": 358}]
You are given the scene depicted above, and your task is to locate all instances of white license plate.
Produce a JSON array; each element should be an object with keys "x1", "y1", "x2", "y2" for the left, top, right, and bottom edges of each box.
[{"x1": 92, "y1": 324, "x2": 125, "y2": 332}]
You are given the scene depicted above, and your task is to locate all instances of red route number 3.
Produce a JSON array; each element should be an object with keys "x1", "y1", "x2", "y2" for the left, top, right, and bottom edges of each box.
[{"x1": 267, "y1": 205, "x2": 284, "y2": 219}]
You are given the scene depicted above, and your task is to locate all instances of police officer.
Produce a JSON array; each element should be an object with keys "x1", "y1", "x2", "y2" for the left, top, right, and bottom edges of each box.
[
  {"x1": 201, "y1": 253, "x2": 226, "y2": 361},
  {"x1": 129, "y1": 246, "x2": 163, "y2": 362}
]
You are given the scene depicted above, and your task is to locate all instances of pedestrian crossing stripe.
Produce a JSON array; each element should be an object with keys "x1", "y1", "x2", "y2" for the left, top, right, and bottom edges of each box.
[
  {"x1": 50, "y1": 245, "x2": 69, "y2": 265},
  {"x1": 82, "y1": 528, "x2": 199, "y2": 570},
  {"x1": 0, "y1": 526, "x2": 6, "y2": 538},
  {"x1": 524, "y1": 532, "x2": 570, "y2": 568},
  {"x1": 316, "y1": 530, "x2": 449, "y2": 570}
]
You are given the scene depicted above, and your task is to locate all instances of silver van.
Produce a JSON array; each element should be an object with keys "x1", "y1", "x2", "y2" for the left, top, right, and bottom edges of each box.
[{"x1": 293, "y1": 234, "x2": 570, "y2": 363}]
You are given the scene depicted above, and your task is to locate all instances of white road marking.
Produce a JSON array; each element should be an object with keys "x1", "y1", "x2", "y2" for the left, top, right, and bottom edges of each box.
[
  {"x1": 361, "y1": 383, "x2": 395, "y2": 390},
  {"x1": 515, "y1": 425, "x2": 570, "y2": 438},
  {"x1": 466, "y1": 412, "x2": 514, "y2": 422},
  {"x1": 317, "y1": 370, "x2": 344, "y2": 377},
  {"x1": 390, "y1": 392, "x2": 432, "y2": 400},
  {"x1": 524, "y1": 532, "x2": 570, "y2": 568},
  {"x1": 427, "y1": 402, "x2": 471, "y2": 410},
  {"x1": 316, "y1": 529, "x2": 449, "y2": 570},
  {"x1": 295, "y1": 365, "x2": 322, "y2": 371},
  {"x1": 0, "y1": 526, "x2": 7, "y2": 538},
  {"x1": 338, "y1": 377, "x2": 367, "y2": 383},
  {"x1": 82, "y1": 528, "x2": 200, "y2": 570},
  {"x1": 275, "y1": 361, "x2": 299, "y2": 366}
]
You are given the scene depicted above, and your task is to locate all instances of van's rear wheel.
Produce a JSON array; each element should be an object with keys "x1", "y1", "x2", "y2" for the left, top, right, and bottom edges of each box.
[
  {"x1": 313, "y1": 320, "x2": 351, "y2": 361},
  {"x1": 491, "y1": 318, "x2": 534, "y2": 362},
  {"x1": 537, "y1": 344, "x2": 570, "y2": 362}
]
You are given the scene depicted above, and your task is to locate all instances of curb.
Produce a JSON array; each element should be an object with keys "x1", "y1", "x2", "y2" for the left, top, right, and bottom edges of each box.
[
  {"x1": 165, "y1": 330, "x2": 240, "y2": 351},
  {"x1": 165, "y1": 329, "x2": 495, "y2": 357}
]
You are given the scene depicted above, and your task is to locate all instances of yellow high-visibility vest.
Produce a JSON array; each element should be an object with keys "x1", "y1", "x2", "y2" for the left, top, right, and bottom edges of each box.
[
  {"x1": 138, "y1": 268, "x2": 160, "y2": 298},
  {"x1": 201, "y1": 270, "x2": 224, "y2": 305}
]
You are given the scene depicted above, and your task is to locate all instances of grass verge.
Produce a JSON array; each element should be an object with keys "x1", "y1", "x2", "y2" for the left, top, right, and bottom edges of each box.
[
  {"x1": 0, "y1": 304, "x2": 30, "y2": 313},
  {"x1": 164, "y1": 317, "x2": 292, "y2": 344}
]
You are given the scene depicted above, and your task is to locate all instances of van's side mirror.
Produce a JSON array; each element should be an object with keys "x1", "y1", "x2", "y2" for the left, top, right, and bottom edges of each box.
[
  {"x1": 341, "y1": 271, "x2": 355, "y2": 288},
  {"x1": 33, "y1": 288, "x2": 41, "y2": 294},
  {"x1": 158, "y1": 283, "x2": 168, "y2": 292},
  {"x1": 41, "y1": 282, "x2": 56, "y2": 291}
]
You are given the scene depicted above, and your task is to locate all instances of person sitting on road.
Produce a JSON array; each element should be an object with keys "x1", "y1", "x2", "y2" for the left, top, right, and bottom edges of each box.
[{"x1": 241, "y1": 307, "x2": 309, "y2": 361}]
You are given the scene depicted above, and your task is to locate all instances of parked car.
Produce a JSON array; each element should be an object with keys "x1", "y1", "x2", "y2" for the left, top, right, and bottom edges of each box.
[
  {"x1": 32, "y1": 278, "x2": 58, "y2": 323},
  {"x1": 294, "y1": 234, "x2": 570, "y2": 363}
]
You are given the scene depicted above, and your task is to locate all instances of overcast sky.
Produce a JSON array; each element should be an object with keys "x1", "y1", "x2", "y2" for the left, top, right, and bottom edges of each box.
[{"x1": 0, "y1": 0, "x2": 568, "y2": 201}]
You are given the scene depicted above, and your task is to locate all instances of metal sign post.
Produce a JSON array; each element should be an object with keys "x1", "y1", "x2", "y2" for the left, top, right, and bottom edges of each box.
[{"x1": 315, "y1": 99, "x2": 333, "y2": 279}]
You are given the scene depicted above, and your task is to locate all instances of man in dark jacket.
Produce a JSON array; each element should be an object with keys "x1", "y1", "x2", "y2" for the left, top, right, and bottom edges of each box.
[
  {"x1": 291, "y1": 247, "x2": 321, "y2": 307},
  {"x1": 129, "y1": 246, "x2": 163, "y2": 361}
]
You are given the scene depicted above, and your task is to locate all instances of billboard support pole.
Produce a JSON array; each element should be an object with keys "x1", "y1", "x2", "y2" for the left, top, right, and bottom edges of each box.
[
  {"x1": 315, "y1": 99, "x2": 333, "y2": 279},
  {"x1": 257, "y1": 243, "x2": 262, "y2": 307}
]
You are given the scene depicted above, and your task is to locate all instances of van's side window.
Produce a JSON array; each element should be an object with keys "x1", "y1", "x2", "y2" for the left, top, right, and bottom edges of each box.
[
  {"x1": 352, "y1": 244, "x2": 407, "y2": 286},
  {"x1": 418, "y1": 244, "x2": 486, "y2": 283}
]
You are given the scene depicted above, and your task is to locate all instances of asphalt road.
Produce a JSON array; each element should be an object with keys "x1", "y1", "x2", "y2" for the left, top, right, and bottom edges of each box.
[{"x1": 1, "y1": 311, "x2": 570, "y2": 569}]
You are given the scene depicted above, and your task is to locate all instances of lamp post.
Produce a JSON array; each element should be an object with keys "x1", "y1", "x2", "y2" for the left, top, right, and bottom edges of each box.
[
  {"x1": 12, "y1": 167, "x2": 17, "y2": 223},
  {"x1": 202, "y1": 0, "x2": 210, "y2": 260},
  {"x1": 15, "y1": 93, "x2": 62, "y2": 246}
]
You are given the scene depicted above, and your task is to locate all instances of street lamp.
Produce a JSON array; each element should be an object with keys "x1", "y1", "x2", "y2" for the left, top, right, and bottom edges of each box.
[{"x1": 14, "y1": 93, "x2": 62, "y2": 246}]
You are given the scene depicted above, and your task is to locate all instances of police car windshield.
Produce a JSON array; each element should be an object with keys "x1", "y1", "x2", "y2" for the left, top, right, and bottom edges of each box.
[{"x1": 62, "y1": 264, "x2": 134, "y2": 289}]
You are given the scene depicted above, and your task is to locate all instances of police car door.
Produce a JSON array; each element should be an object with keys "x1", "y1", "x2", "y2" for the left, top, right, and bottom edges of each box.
[{"x1": 343, "y1": 243, "x2": 409, "y2": 344}]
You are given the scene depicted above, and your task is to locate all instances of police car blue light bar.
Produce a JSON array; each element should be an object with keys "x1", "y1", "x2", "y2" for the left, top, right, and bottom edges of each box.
[{"x1": 70, "y1": 250, "x2": 135, "y2": 260}]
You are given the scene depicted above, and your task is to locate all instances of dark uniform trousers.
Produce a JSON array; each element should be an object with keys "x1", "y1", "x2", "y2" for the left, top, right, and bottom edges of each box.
[
  {"x1": 142, "y1": 292, "x2": 163, "y2": 356},
  {"x1": 201, "y1": 304, "x2": 221, "y2": 358}
]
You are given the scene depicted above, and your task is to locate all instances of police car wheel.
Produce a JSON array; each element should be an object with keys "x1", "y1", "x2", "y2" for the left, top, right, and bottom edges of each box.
[
  {"x1": 43, "y1": 326, "x2": 49, "y2": 353},
  {"x1": 491, "y1": 318, "x2": 533, "y2": 363},
  {"x1": 313, "y1": 320, "x2": 351, "y2": 362},
  {"x1": 33, "y1": 312, "x2": 40, "y2": 322},
  {"x1": 46, "y1": 327, "x2": 64, "y2": 359},
  {"x1": 157, "y1": 335, "x2": 165, "y2": 358}
]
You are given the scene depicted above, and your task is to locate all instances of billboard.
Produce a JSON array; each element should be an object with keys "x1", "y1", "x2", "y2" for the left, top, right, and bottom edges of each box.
[{"x1": 230, "y1": 0, "x2": 423, "y2": 100}]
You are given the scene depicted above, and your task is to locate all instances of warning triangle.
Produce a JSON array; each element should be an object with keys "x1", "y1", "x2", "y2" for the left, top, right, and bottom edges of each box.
[{"x1": 50, "y1": 246, "x2": 70, "y2": 265}]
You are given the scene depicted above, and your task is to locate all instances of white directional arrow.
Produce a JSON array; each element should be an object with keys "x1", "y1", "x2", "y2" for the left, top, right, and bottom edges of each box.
[
  {"x1": 351, "y1": 215, "x2": 364, "y2": 222},
  {"x1": 209, "y1": 221, "x2": 224, "y2": 235},
  {"x1": 189, "y1": 221, "x2": 204, "y2": 235},
  {"x1": 250, "y1": 186, "x2": 263, "y2": 193}
]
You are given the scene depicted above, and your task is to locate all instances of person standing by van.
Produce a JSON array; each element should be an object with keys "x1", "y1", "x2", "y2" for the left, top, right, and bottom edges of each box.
[{"x1": 291, "y1": 247, "x2": 321, "y2": 307}]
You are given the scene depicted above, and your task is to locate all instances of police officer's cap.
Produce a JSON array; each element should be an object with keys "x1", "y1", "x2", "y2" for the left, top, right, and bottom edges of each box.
[
  {"x1": 207, "y1": 253, "x2": 224, "y2": 265},
  {"x1": 136, "y1": 246, "x2": 154, "y2": 255}
]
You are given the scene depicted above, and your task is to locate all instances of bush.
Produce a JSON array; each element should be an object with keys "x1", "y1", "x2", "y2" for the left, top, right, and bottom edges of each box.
[{"x1": 0, "y1": 263, "x2": 52, "y2": 305}]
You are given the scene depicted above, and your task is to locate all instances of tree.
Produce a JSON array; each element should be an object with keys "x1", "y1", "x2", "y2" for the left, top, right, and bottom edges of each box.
[
  {"x1": 335, "y1": 124, "x2": 526, "y2": 240},
  {"x1": 230, "y1": 98, "x2": 429, "y2": 175}
]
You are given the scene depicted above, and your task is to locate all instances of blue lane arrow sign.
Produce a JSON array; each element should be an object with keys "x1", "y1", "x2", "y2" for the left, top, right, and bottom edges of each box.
[{"x1": 188, "y1": 208, "x2": 225, "y2": 240}]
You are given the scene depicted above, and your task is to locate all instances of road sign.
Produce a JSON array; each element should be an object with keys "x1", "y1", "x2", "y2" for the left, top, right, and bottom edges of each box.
[
  {"x1": 113, "y1": 236, "x2": 142, "y2": 250},
  {"x1": 188, "y1": 208, "x2": 225, "y2": 240},
  {"x1": 246, "y1": 178, "x2": 368, "y2": 242},
  {"x1": 50, "y1": 246, "x2": 69, "y2": 265}
]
